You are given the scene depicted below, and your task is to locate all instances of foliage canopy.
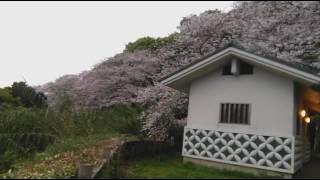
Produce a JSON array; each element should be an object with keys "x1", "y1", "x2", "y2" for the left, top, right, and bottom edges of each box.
[
  {"x1": 124, "y1": 35, "x2": 175, "y2": 53},
  {"x1": 0, "y1": 82, "x2": 48, "y2": 109}
]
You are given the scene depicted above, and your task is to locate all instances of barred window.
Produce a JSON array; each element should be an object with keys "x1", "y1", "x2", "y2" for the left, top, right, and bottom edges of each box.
[{"x1": 220, "y1": 103, "x2": 250, "y2": 125}]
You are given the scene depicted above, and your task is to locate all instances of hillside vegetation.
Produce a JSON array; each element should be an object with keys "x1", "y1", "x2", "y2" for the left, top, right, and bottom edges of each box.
[
  {"x1": 38, "y1": 1, "x2": 320, "y2": 140},
  {"x1": 0, "y1": 82, "x2": 143, "y2": 176}
]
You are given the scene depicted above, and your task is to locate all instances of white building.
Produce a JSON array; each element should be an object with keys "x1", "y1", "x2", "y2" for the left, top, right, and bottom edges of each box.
[{"x1": 160, "y1": 45, "x2": 320, "y2": 178}]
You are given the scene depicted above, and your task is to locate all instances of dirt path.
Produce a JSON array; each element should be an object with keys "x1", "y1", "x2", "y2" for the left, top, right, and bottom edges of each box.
[{"x1": 294, "y1": 155, "x2": 320, "y2": 179}]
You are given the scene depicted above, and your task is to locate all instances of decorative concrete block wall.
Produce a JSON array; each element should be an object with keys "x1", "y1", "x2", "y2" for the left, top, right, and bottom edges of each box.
[{"x1": 182, "y1": 128, "x2": 295, "y2": 174}]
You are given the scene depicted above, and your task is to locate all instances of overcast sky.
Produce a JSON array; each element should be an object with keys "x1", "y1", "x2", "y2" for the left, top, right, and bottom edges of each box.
[{"x1": 0, "y1": 1, "x2": 233, "y2": 87}]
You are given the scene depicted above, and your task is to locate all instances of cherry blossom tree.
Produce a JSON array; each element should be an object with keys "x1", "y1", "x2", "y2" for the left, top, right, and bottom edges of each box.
[{"x1": 39, "y1": 1, "x2": 320, "y2": 140}]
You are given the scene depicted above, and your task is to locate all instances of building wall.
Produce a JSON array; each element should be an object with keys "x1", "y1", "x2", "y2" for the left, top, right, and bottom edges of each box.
[{"x1": 187, "y1": 66, "x2": 295, "y2": 137}]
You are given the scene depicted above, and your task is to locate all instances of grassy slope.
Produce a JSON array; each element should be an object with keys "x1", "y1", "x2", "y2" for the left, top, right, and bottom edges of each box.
[
  {"x1": 2, "y1": 130, "x2": 119, "y2": 179},
  {"x1": 34, "y1": 129, "x2": 118, "y2": 161},
  {"x1": 119, "y1": 154, "x2": 258, "y2": 179},
  {"x1": 1, "y1": 104, "x2": 143, "y2": 178}
]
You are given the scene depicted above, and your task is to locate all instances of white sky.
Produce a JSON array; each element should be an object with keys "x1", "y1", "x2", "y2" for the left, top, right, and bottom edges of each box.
[{"x1": 0, "y1": 1, "x2": 234, "y2": 87}]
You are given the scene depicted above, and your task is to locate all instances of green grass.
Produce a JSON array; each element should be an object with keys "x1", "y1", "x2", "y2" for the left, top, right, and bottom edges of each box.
[
  {"x1": 33, "y1": 129, "x2": 119, "y2": 161},
  {"x1": 1, "y1": 130, "x2": 119, "y2": 179},
  {"x1": 0, "y1": 104, "x2": 143, "y2": 172},
  {"x1": 7, "y1": 129, "x2": 118, "y2": 170},
  {"x1": 116, "y1": 154, "x2": 258, "y2": 179},
  {"x1": 0, "y1": 103, "x2": 144, "y2": 178}
]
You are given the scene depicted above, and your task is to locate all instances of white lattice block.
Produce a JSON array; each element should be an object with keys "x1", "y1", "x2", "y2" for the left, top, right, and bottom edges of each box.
[{"x1": 183, "y1": 128, "x2": 294, "y2": 173}]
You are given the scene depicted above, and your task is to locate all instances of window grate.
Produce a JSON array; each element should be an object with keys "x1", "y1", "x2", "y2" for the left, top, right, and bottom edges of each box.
[{"x1": 220, "y1": 103, "x2": 250, "y2": 125}]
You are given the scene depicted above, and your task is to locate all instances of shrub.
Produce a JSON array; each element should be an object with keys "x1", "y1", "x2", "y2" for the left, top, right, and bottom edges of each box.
[
  {"x1": 0, "y1": 108, "x2": 57, "y2": 154},
  {"x1": 0, "y1": 151, "x2": 16, "y2": 174},
  {"x1": 0, "y1": 108, "x2": 57, "y2": 171},
  {"x1": 103, "y1": 104, "x2": 144, "y2": 136},
  {"x1": 0, "y1": 87, "x2": 21, "y2": 110}
]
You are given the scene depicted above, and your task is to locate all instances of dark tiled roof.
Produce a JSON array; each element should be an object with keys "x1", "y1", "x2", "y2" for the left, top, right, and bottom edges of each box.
[{"x1": 159, "y1": 42, "x2": 320, "y2": 82}]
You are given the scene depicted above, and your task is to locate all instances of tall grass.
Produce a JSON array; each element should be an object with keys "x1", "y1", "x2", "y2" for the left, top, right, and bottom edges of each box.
[{"x1": 0, "y1": 104, "x2": 143, "y2": 173}]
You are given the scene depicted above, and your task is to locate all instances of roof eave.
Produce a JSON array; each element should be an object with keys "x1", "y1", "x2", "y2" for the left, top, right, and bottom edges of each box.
[
  {"x1": 161, "y1": 47, "x2": 320, "y2": 91},
  {"x1": 230, "y1": 47, "x2": 320, "y2": 85},
  {"x1": 161, "y1": 48, "x2": 233, "y2": 85}
]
